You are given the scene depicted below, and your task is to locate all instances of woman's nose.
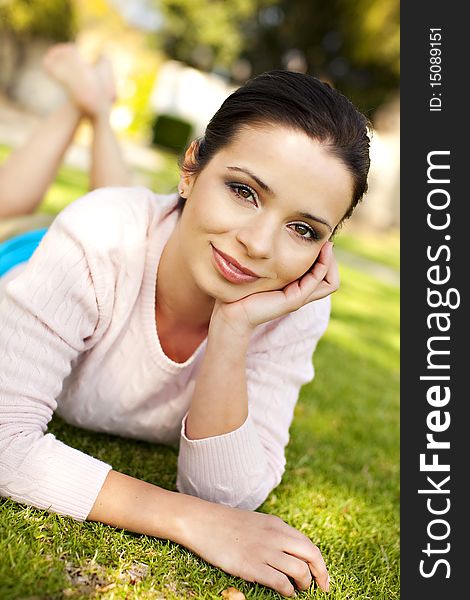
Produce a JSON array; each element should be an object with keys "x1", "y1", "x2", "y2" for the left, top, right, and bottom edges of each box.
[{"x1": 235, "y1": 216, "x2": 275, "y2": 259}]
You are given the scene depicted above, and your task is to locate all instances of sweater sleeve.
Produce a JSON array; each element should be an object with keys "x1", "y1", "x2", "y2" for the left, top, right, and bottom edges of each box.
[
  {"x1": 0, "y1": 204, "x2": 114, "y2": 521},
  {"x1": 176, "y1": 297, "x2": 330, "y2": 510}
]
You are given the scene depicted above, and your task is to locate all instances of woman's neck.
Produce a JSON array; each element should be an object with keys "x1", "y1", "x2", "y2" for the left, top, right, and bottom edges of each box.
[{"x1": 156, "y1": 222, "x2": 215, "y2": 330}]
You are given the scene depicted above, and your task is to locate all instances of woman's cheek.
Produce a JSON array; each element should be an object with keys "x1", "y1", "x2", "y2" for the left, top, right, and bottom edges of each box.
[
  {"x1": 195, "y1": 198, "x2": 237, "y2": 234},
  {"x1": 280, "y1": 253, "x2": 318, "y2": 283}
]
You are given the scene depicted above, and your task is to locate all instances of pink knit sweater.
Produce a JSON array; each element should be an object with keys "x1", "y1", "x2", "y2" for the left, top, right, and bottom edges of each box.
[{"x1": 0, "y1": 187, "x2": 330, "y2": 521}]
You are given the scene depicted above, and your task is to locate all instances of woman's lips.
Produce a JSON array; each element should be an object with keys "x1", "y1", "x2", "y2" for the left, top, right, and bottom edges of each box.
[{"x1": 211, "y1": 245, "x2": 260, "y2": 284}]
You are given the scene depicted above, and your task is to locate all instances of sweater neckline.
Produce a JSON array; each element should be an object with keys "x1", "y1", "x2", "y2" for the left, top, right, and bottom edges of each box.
[{"x1": 141, "y1": 194, "x2": 208, "y2": 374}]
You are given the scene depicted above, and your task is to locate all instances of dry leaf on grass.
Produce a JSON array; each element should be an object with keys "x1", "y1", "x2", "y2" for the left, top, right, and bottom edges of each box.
[
  {"x1": 127, "y1": 562, "x2": 149, "y2": 584},
  {"x1": 221, "y1": 587, "x2": 246, "y2": 600}
]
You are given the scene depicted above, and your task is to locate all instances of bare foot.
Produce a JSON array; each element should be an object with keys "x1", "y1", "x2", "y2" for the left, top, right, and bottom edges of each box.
[
  {"x1": 94, "y1": 56, "x2": 117, "y2": 106},
  {"x1": 43, "y1": 43, "x2": 110, "y2": 117}
]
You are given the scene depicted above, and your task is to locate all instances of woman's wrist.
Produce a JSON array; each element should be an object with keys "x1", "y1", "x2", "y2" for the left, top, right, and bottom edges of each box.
[
  {"x1": 162, "y1": 490, "x2": 209, "y2": 547},
  {"x1": 184, "y1": 309, "x2": 251, "y2": 440},
  {"x1": 170, "y1": 492, "x2": 226, "y2": 551},
  {"x1": 208, "y1": 307, "x2": 254, "y2": 344}
]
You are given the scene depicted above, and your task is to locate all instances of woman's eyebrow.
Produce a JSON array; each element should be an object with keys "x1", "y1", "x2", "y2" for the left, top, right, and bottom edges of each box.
[
  {"x1": 226, "y1": 166, "x2": 273, "y2": 194},
  {"x1": 226, "y1": 165, "x2": 333, "y2": 232},
  {"x1": 296, "y1": 211, "x2": 333, "y2": 232}
]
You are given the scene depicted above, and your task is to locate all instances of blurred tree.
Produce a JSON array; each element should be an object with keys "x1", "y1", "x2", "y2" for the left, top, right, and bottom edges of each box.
[
  {"x1": 0, "y1": 0, "x2": 76, "y2": 98},
  {"x1": 155, "y1": 0, "x2": 277, "y2": 73},
  {"x1": 75, "y1": 0, "x2": 129, "y2": 33},
  {"x1": 242, "y1": 0, "x2": 399, "y2": 114},
  {"x1": 0, "y1": 0, "x2": 76, "y2": 40},
  {"x1": 154, "y1": 0, "x2": 399, "y2": 117}
]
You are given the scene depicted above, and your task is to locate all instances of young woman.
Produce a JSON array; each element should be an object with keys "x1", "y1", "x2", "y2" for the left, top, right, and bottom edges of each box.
[{"x1": 0, "y1": 68, "x2": 370, "y2": 597}]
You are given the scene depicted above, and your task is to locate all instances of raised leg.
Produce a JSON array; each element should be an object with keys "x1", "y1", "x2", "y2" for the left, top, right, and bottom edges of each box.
[
  {"x1": 43, "y1": 43, "x2": 132, "y2": 190},
  {"x1": 0, "y1": 100, "x2": 82, "y2": 219},
  {"x1": 0, "y1": 43, "x2": 133, "y2": 220},
  {"x1": 89, "y1": 57, "x2": 132, "y2": 189}
]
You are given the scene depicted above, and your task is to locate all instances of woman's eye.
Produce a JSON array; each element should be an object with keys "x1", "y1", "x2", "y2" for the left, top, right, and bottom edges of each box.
[
  {"x1": 237, "y1": 186, "x2": 252, "y2": 199},
  {"x1": 289, "y1": 222, "x2": 319, "y2": 241},
  {"x1": 227, "y1": 183, "x2": 258, "y2": 205}
]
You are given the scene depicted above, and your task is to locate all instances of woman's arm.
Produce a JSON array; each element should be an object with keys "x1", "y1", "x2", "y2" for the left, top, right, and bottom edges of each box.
[
  {"x1": 177, "y1": 303, "x2": 328, "y2": 509},
  {"x1": 185, "y1": 317, "x2": 250, "y2": 440},
  {"x1": 88, "y1": 470, "x2": 330, "y2": 597},
  {"x1": 0, "y1": 215, "x2": 113, "y2": 518},
  {"x1": 0, "y1": 189, "x2": 154, "y2": 517}
]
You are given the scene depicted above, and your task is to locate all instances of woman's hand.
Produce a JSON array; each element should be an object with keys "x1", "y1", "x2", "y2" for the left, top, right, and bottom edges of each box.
[
  {"x1": 178, "y1": 498, "x2": 330, "y2": 597},
  {"x1": 213, "y1": 241, "x2": 339, "y2": 334},
  {"x1": 88, "y1": 474, "x2": 329, "y2": 596}
]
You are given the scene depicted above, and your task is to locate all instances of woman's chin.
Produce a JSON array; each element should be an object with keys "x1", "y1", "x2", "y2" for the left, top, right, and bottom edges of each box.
[
  {"x1": 211, "y1": 287, "x2": 253, "y2": 304},
  {"x1": 205, "y1": 280, "x2": 259, "y2": 303},
  {"x1": 214, "y1": 281, "x2": 288, "y2": 303}
]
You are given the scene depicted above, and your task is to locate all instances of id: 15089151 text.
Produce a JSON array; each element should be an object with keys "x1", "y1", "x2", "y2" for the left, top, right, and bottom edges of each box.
[{"x1": 429, "y1": 28, "x2": 442, "y2": 112}]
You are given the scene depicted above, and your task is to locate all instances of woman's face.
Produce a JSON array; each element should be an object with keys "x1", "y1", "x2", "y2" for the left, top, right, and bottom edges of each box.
[{"x1": 177, "y1": 125, "x2": 354, "y2": 303}]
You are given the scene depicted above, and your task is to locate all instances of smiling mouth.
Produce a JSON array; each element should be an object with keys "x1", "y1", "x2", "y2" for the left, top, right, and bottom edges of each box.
[{"x1": 211, "y1": 244, "x2": 260, "y2": 284}]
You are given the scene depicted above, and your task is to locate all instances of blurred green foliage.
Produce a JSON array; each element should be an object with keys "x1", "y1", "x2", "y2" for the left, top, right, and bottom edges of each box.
[
  {"x1": 243, "y1": 0, "x2": 400, "y2": 113},
  {"x1": 151, "y1": 114, "x2": 194, "y2": 153},
  {"x1": 0, "y1": 0, "x2": 76, "y2": 40},
  {"x1": 124, "y1": 68, "x2": 160, "y2": 142},
  {"x1": 155, "y1": 0, "x2": 399, "y2": 116},
  {"x1": 156, "y1": 0, "x2": 276, "y2": 70}
]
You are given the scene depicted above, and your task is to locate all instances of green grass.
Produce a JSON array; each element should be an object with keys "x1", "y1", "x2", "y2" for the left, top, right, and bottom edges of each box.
[
  {"x1": 0, "y1": 148, "x2": 399, "y2": 599},
  {"x1": 333, "y1": 229, "x2": 400, "y2": 272}
]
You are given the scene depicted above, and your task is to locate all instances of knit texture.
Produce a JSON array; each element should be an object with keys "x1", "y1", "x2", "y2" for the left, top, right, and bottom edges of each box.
[{"x1": 0, "y1": 187, "x2": 330, "y2": 520}]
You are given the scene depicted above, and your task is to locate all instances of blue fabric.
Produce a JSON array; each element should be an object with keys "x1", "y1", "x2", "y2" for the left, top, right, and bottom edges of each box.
[{"x1": 0, "y1": 228, "x2": 48, "y2": 277}]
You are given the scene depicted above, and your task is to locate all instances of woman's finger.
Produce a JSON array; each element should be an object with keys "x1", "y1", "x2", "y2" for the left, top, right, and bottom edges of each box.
[
  {"x1": 301, "y1": 245, "x2": 340, "y2": 303},
  {"x1": 267, "y1": 551, "x2": 313, "y2": 592},
  {"x1": 305, "y1": 271, "x2": 340, "y2": 302},
  {"x1": 280, "y1": 538, "x2": 330, "y2": 593},
  {"x1": 323, "y1": 247, "x2": 340, "y2": 289},
  {"x1": 305, "y1": 545, "x2": 330, "y2": 592},
  {"x1": 251, "y1": 564, "x2": 296, "y2": 597},
  {"x1": 283, "y1": 244, "x2": 332, "y2": 302}
]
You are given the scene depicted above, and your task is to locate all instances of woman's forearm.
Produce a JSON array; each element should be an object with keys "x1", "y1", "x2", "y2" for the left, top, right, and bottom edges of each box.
[
  {"x1": 185, "y1": 319, "x2": 252, "y2": 440},
  {"x1": 87, "y1": 469, "x2": 202, "y2": 544}
]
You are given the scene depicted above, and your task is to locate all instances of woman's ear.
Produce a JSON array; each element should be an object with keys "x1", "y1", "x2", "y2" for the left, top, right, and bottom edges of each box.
[
  {"x1": 179, "y1": 139, "x2": 201, "y2": 197},
  {"x1": 183, "y1": 139, "x2": 200, "y2": 170}
]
